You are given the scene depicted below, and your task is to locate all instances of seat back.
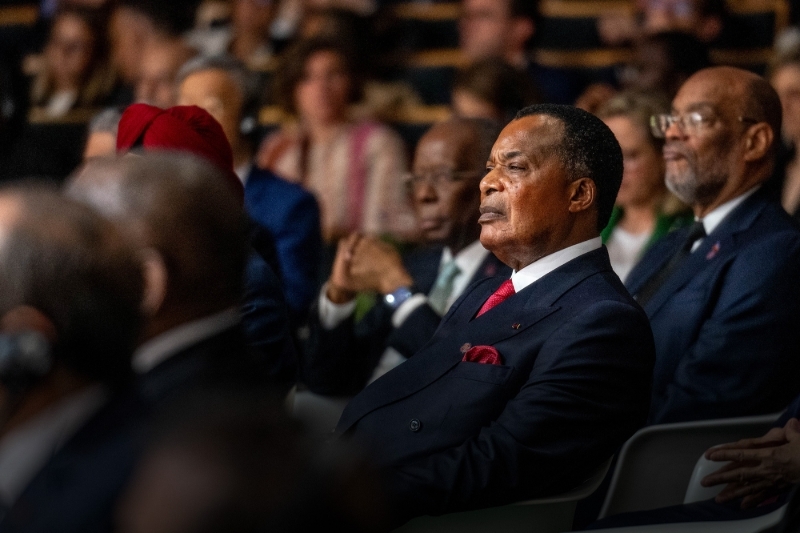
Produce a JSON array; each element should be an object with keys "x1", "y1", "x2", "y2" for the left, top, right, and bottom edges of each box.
[
  {"x1": 393, "y1": 457, "x2": 613, "y2": 533},
  {"x1": 599, "y1": 413, "x2": 780, "y2": 520}
]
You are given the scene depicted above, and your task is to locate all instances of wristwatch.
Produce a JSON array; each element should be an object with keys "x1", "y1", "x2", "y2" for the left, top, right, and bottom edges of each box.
[{"x1": 384, "y1": 286, "x2": 413, "y2": 310}]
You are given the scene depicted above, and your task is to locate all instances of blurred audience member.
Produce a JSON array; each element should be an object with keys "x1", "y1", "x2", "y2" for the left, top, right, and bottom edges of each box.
[
  {"x1": 135, "y1": 38, "x2": 197, "y2": 109},
  {"x1": 458, "y1": 0, "x2": 576, "y2": 104},
  {"x1": 769, "y1": 50, "x2": 800, "y2": 217},
  {"x1": 620, "y1": 31, "x2": 712, "y2": 100},
  {"x1": 30, "y1": 6, "x2": 117, "y2": 118},
  {"x1": 599, "y1": 0, "x2": 727, "y2": 47},
  {"x1": 110, "y1": 104, "x2": 298, "y2": 389},
  {"x1": 67, "y1": 153, "x2": 295, "y2": 400},
  {"x1": 0, "y1": 185, "x2": 145, "y2": 532},
  {"x1": 177, "y1": 55, "x2": 322, "y2": 321},
  {"x1": 304, "y1": 118, "x2": 508, "y2": 404},
  {"x1": 118, "y1": 388, "x2": 389, "y2": 533},
  {"x1": 190, "y1": 0, "x2": 278, "y2": 72},
  {"x1": 626, "y1": 67, "x2": 800, "y2": 424},
  {"x1": 83, "y1": 106, "x2": 121, "y2": 159},
  {"x1": 109, "y1": 0, "x2": 197, "y2": 96},
  {"x1": 257, "y1": 38, "x2": 414, "y2": 242},
  {"x1": 597, "y1": 92, "x2": 691, "y2": 282},
  {"x1": 452, "y1": 58, "x2": 540, "y2": 125}
]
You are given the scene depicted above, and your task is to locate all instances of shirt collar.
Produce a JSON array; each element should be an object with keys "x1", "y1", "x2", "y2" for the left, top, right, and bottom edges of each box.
[
  {"x1": 700, "y1": 185, "x2": 760, "y2": 236},
  {"x1": 511, "y1": 237, "x2": 603, "y2": 293},
  {"x1": 132, "y1": 308, "x2": 240, "y2": 374},
  {"x1": 235, "y1": 162, "x2": 253, "y2": 185},
  {"x1": 441, "y1": 239, "x2": 490, "y2": 273}
]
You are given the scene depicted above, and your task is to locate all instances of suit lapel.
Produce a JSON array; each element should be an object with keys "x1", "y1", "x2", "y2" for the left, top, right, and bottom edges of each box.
[
  {"x1": 643, "y1": 193, "x2": 767, "y2": 317},
  {"x1": 337, "y1": 248, "x2": 611, "y2": 433}
]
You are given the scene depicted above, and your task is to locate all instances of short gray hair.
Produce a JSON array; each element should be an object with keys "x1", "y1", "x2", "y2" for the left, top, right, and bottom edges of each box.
[{"x1": 176, "y1": 55, "x2": 256, "y2": 109}]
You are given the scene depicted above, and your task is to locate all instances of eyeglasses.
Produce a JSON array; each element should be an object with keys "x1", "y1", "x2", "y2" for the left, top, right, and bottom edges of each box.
[
  {"x1": 650, "y1": 113, "x2": 759, "y2": 138},
  {"x1": 404, "y1": 170, "x2": 481, "y2": 191}
]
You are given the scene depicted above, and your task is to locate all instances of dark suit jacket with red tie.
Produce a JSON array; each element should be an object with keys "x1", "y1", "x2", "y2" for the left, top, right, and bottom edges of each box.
[{"x1": 336, "y1": 247, "x2": 655, "y2": 524}]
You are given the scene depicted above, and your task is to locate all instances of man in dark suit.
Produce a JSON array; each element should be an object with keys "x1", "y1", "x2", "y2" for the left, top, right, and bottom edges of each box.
[
  {"x1": 67, "y1": 153, "x2": 294, "y2": 401},
  {"x1": 177, "y1": 54, "x2": 322, "y2": 321},
  {"x1": 0, "y1": 186, "x2": 145, "y2": 532},
  {"x1": 337, "y1": 104, "x2": 656, "y2": 525},
  {"x1": 625, "y1": 66, "x2": 800, "y2": 425},
  {"x1": 304, "y1": 118, "x2": 510, "y2": 400}
]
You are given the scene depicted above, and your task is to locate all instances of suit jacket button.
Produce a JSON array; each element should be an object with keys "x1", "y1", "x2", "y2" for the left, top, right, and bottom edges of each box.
[{"x1": 409, "y1": 419, "x2": 421, "y2": 432}]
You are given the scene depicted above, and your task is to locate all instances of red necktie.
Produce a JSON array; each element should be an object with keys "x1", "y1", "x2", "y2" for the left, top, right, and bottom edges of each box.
[{"x1": 476, "y1": 279, "x2": 516, "y2": 317}]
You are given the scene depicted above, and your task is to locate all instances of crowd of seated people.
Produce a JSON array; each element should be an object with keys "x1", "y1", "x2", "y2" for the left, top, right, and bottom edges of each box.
[{"x1": 5, "y1": 0, "x2": 800, "y2": 532}]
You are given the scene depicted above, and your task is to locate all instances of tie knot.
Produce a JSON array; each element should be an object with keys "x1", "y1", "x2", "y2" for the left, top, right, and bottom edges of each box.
[
  {"x1": 476, "y1": 279, "x2": 516, "y2": 318},
  {"x1": 683, "y1": 220, "x2": 707, "y2": 252}
]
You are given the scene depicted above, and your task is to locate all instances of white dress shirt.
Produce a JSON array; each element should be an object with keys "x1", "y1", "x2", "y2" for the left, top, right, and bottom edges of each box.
[
  {"x1": 132, "y1": 308, "x2": 241, "y2": 374},
  {"x1": 690, "y1": 186, "x2": 760, "y2": 252},
  {"x1": 511, "y1": 237, "x2": 603, "y2": 292}
]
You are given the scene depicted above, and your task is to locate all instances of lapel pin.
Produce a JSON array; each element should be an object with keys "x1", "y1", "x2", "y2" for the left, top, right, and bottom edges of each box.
[
  {"x1": 460, "y1": 343, "x2": 472, "y2": 353},
  {"x1": 706, "y1": 242, "x2": 720, "y2": 260},
  {"x1": 512, "y1": 323, "x2": 521, "y2": 329}
]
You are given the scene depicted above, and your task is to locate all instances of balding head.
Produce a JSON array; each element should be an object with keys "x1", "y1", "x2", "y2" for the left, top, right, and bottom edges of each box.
[
  {"x1": 0, "y1": 185, "x2": 143, "y2": 385},
  {"x1": 66, "y1": 154, "x2": 247, "y2": 333},
  {"x1": 410, "y1": 118, "x2": 501, "y2": 251},
  {"x1": 665, "y1": 66, "x2": 781, "y2": 215}
]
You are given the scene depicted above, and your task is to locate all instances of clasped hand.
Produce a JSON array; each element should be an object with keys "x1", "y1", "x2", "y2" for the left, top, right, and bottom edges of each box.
[
  {"x1": 701, "y1": 418, "x2": 800, "y2": 508},
  {"x1": 326, "y1": 234, "x2": 413, "y2": 304}
]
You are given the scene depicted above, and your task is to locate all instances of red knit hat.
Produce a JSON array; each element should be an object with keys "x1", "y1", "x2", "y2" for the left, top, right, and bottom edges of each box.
[{"x1": 116, "y1": 103, "x2": 244, "y2": 202}]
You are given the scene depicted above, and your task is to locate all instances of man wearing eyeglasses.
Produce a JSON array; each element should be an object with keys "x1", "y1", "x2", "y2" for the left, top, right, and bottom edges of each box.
[
  {"x1": 302, "y1": 118, "x2": 509, "y2": 415},
  {"x1": 625, "y1": 66, "x2": 800, "y2": 425}
]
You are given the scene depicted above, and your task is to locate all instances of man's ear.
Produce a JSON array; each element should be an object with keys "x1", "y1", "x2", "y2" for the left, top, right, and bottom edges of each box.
[
  {"x1": 743, "y1": 123, "x2": 773, "y2": 163},
  {"x1": 568, "y1": 177, "x2": 596, "y2": 214},
  {"x1": 0, "y1": 306, "x2": 57, "y2": 344},
  {"x1": 139, "y1": 248, "x2": 168, "y2": 316}
]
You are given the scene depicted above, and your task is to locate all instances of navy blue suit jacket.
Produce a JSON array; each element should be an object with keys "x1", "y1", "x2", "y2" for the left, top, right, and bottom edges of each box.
[
  {"x1": 337, "y1": 248, "x2": 655, "y2": 523},
  {"x1": 626, "y1": 190, "x2": 800, "y2": 425},
  {"x1": 244, "y1": 166, "x2": 322, "y2": 319},
  {"x1": 303, "y1": 246, "x2": 509, "y2": 396}
]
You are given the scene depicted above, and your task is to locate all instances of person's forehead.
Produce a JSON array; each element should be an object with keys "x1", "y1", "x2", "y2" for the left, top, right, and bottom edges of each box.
[
  {"x1": 415, "y1": 124, "x2": 478, "y2": 165},
  {"x1": 492, "y1": 115, "x2": 563, "y2": 159},
  {"x1": 672, "y1": 74, "x2": 741, "y2": 113}
]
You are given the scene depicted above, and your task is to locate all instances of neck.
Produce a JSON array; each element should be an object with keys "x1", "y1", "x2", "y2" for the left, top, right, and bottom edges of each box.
[
  {"x1": 445, "y1": 223, "x2": 481, "y2": 256},
  {"x1": 231, "y1": 141, "x2": 252, "y2": 170},
  {"x1": 693, "y1": 174, "x2": 763, "y2": 218},
  {"x1": 231, "y1": 33, "x2": 266, "y2": 60},
  {"x1": 306, "y1": 121, "x2": 341, "y2": 144}
]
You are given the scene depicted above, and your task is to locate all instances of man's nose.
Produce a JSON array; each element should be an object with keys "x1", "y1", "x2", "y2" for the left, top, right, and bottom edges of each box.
[
  {"x1": 480, "y1": 169, "x2": 501, "y2": 196},
  {"x1": 413, "y1": 181, "x2": 438, "y2": 204},
  {"x1": 664, "y1": 118, "x2": 685, "y2": 140}
]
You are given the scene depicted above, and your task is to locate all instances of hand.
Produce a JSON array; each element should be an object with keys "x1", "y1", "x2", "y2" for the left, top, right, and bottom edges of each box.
[
  {"x1": 326, "y1": 234, "x2": 362, "y2": 304},
  {"x1": 701, "y1": 418, "x2": 800, "y2": 508},
  {"x1": 346, "y1": 237, "x2": 413, "y2": 295}
]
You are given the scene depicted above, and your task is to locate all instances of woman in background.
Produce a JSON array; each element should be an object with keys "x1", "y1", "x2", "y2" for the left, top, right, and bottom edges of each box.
[
  {"x1": 257, "y1": 37, "x2": 414, "y2": 242},
  {"x1": 597, "y1": 91, "x2": 692, "y2": 282}
]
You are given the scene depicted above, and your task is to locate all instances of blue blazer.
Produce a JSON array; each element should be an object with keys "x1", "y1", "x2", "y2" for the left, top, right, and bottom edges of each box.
[
  {"x1": 303, "y1": 246, "x2": 510, "y2": 396},
  {"x1": 337, "y1": 248, "x2": 655, "y2": 523},
  {"x1": 244, "y1": 166, "x2": 322, "y2": 319},
  {"x1": 626, "y1": 189, "x2": 800, "y2": 425}
]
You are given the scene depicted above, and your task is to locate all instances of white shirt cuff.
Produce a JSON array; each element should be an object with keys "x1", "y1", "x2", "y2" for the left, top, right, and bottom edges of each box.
[
  {"x1": 318, "y1": 283, "x2": 357, "y2": 330},
  {"x1": 391, "y1": 294, "x2": 428, "y2": 327}
]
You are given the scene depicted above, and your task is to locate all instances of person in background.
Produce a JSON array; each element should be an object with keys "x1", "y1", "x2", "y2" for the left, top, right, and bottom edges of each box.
[
  {"x1": 451, "y1": 58, "x2": 541, "y2": 125},
  {"x1": 256, "y1": 37, "x2": 414, "y2": 243},
  {"x1": 0, "y1": 185, "x2": 145, "y2": 533},
  {"x1": 302, "y1": 118, "x2": 508, "y2": 429},
  {"x1": 597, "y1": 91, "x2": 691, "y2": 282},
  {"x1": 626, "y1": 67, "x2": 800, "y2": 424},
  {"x1": 29, "y1": 5, "x2": 117, "y2": 118},
  {"x1": 177, "y1": 55, "x2": 322, "y2": 322},
  {"x1": 768, "y1": 49, "x2": 800, "y2": 218},
  {"x1": 135, "y1": 38, "x2": 197, "y2": 109}
]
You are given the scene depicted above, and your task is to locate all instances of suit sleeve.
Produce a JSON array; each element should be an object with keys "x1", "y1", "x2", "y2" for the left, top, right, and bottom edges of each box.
[
  {"x1": 651, "y1": 234, "x2": 800, "y2": 424},
  {"x1": 272, "y1": 190, "x2": 322, "y2": 320},
  {"x1": 381, "y1": 301, "x2": 655, "y2": 523}
]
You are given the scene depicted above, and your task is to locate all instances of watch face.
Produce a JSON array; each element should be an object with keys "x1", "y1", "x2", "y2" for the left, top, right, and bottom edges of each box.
[{"x1": 385, "y1": 287, "x2": 412, "y2": 309}]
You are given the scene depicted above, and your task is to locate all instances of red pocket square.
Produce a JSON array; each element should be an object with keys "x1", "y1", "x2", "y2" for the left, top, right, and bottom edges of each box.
[{"x1": 462, "y1": 345, "x2": 503, "y2": 365}]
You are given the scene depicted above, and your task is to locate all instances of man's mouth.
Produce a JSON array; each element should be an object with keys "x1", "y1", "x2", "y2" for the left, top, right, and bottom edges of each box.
[
  {"x1": 419, "y1": 217, "x2": 444, "y2": 231},
  {"x1": 478, "y1": 205, "x2": 505, "y2": 223},
  {"x1": 663, "y1": 145, "x2": 689, "y2": 162}
]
